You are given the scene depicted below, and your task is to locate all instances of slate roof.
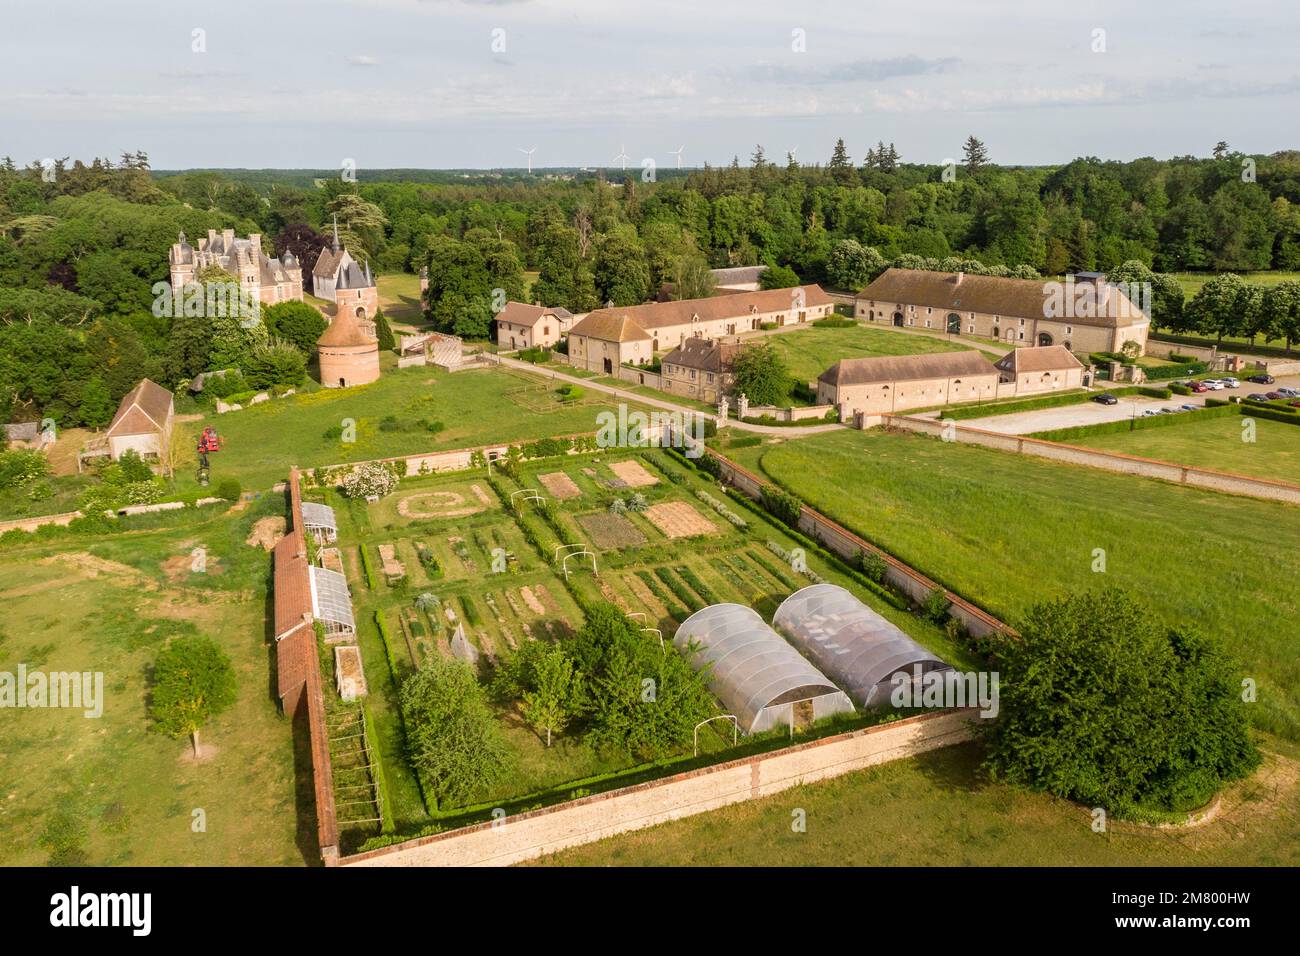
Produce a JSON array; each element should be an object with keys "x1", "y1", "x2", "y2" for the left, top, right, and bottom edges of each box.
[
  {"x1": 819, "y1": 350, "x2": 998, "y2": 387},
  {"x1": 662, "y1": 337, "x2": 740, "y2": 373},
  {"x1": 857, "y1": 268, "x2": 1147, "y2": 329}
]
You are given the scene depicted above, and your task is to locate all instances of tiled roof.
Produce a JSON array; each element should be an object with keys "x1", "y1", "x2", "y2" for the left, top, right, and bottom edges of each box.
[
  {"x1": 318, "y1": 307, "x2": 377, "y2": 348},
  {"x1": 711, "y1": 265, "x2": 768, "y2": 285},
  {"x1": 495, "y1": 302, "x2": 549, "y2": 327},
  {"x1": 567, "y1": 312, "x2": 654, "y2": 343},
  {"x1": 995, "y1": 345, "x2": 1085, "y2": 373},
  {"x1": 106, "y1": 379, "x2": 173, "y2": 437},
  {"x1": 662, "y1": 337, "x2": 740, "y2": 373},
  {"x1": 819, "y1": 350, "x2": 998, "y2": 387},
  {"x1": 574, "y1": 285, "x2": 834, "y2": 342},
  {"x1": 858, "y1": 269, "x2": 1148, "y2": 329}
]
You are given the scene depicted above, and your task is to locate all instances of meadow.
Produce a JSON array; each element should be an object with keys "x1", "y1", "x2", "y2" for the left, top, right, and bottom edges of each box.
[
  {"x1": 0, "y1": 498, "x2": 308, "y2": 866},
  {"x1": 1066, "y1": 414, "x2": 1300, "y2": 482},
  {"x1": 174, "y1": 364, "x2": 628, "y2": 494},
  {"x1": 533, "y1": 737, "x2": 1300, "y2": 866},
  {"x1": 725, "y1": 428, "x2": 1300, "y2": 741}
]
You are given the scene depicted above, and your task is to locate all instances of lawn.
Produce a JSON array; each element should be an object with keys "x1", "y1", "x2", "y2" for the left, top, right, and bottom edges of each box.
[
  {"x1": 315, "y1": 446, "x2": 969, "y2": 852},
  {"x1": 727, "y1": 428, "x2": 1300, "y2": 741},
  {"x1": 532, "y1": 737, "x2": 1300, "y2": 866},
  {"x1": 0, "y1": 498, "x2": 308, "y2": 866},
  {"x1": 1067, "y1": 415, "x2": 1300, "y2": 482},
  {"x1": 764, "y1": 324, "x2": 999, "y2": 397},
  {"x1": 376, "y1": 272, "x2": 425, "y2": 328},
  {"x1": 173, "y1": 365, "x2": 630, "y2": 494}
]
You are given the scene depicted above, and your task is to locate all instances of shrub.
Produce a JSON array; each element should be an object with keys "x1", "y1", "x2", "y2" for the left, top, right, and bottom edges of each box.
[
  {"x1": 859, "y1": 549, "x2": 888, "y2": 583},
  {"x1": 759, "y1": 485, "x2": 802, "y2": 528},
  {"x1": 921, "y1": 586, "x2": 949, "y2": 623},
  {"x1": 340, "y1": 461, "x2": 399, "y2": 499},
  {"x1": 215, "y1": 478, "x2": 241, "y2": 501},
  {"x1": 0, "y1": 449, "x2": 51, "y2": 489}
]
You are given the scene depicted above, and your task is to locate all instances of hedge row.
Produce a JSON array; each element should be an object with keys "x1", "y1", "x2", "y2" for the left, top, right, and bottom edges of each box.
[
  {"x1": 942, "y1": 390, "x2": 1093, "y2": 420},
  {"x1": 361, "y1": 700, "x2": 396, "y2": 834},
  {"x1": 1030, "y1": 402, "x2": 1242, "y2": 442},
  {"x1": 359, "y1": 544, "x2": 379, "y2": 590},
  {"x1": 373, "y1": 610, "x2": 402, "y2": 681},
  {"x1": 1142, "y1": 360, "x2": 1209, "y2": 381}
]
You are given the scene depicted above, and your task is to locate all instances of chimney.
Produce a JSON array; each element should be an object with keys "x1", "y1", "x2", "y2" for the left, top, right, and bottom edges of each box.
[
  {"x1": 955, "y1": 271, "x2": 964, "y2": 286},
  {"x1": 249, "y1": 233, "x2": 262, "y2": 254},
  {"x1": 222, "y1": 228, "x2": 235, "y2": 249}
]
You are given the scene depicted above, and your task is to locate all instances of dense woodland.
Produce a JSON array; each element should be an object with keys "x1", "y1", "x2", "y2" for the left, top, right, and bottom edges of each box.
[{"x1": 3, "y1": 142, "x2": 1300, "y2": 427}]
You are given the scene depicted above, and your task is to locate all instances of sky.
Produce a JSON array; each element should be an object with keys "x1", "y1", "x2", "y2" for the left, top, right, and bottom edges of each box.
[{"x1": 1, "y1": 0, "x2": 1297, "y2": 171}]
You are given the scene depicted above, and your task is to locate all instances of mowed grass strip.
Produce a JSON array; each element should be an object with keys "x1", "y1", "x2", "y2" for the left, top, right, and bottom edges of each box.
[
  {"x1": 1065, "y1": 415, "x2": 1300, "y2": 483},
  {"x1": 733, "y1": 428, "x2": 1300, "y2": 740},
  {"x1": 530, "y1": 739, "x2": 1300, "y2": 867},
  {"x1": 763, "y1": 324, "x2": 985, "y2": 394}
]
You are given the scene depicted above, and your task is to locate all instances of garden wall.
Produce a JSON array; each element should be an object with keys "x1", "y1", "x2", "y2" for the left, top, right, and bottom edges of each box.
[
  {"x1": 616, "y1": 365, "x2": 663, "y2": 390},
  {"x1": 0, "y1": 510, "x2": 80, "y2": 535},
  {"x1": 707, "y1": 451, "x2": 1012, "y2": 638},
  {"x1": 339, "y1": 709, "x2": 974, "y2": 867},
  {"x1": 884, "y1": 415, "x2": 1300, "y2": 506}
]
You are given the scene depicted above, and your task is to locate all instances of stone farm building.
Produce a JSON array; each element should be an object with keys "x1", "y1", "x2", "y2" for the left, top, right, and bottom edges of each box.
[
  {"x1": 169, "y1": 229, "x2": 303, "y2": 306},
  {"x1": 661, "y1": 337, "x2": 739, "y2": 403},
  {"x1": 566, "y1": 285, "x2": 835, "y2": 374},
  {"x1": 855, "y1": 269, "x2": 1149, "y2": 354},
  {"x1": 817, "y1": 351, "x2": 1000, "y2": 419},
  {"x1": 494, "y1": 302, "x2": 574, "y2": 350},
  {"x1": 105, "y1": 378, "x2": 175, "y2": 462},
  {"x1": 994, "y1": 345, "x2": 1086, "y2": 393},
  {"x1": 313, "y1": 218, "x2": 379, "y2": 322}
]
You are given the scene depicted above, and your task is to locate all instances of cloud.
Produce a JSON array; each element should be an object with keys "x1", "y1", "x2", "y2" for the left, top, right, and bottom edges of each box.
[
  {"x1": 752, "y1": 55, "x2": 960, "y2": 86},
  {"x1": 348, "y1": 55, "x2": 382, "y2": 67}
]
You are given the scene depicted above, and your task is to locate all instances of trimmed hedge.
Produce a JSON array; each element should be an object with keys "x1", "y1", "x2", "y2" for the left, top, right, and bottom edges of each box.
[
  {"x1": 359, "y1": 545, "x2": 379, "y2": 590},
  {"x1": 361, "y1": 700, "x2": 396, "y2": 834},
  {"x1": 1142, "y1": 361, "x2": 1208, "y2": 381},
  {"x1": 373, "y1": 610, "x2": 401, "y2": 680},
  {"x1": 1136, "y1": 386, "x2": 1173, "y2": 399},
  {"x1": 942, "y1": 390, "x2": 1092, "y2": 420},
  {"x1": 1030, "y1": 402, "x2": 1241, "y2": 442}
]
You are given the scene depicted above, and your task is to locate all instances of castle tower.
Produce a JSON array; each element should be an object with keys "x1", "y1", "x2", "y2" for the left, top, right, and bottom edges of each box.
[
  {"x1": 168, "y1": 231, "x2": 195, "y2": 290},
  {"x1": 333, "y1": 258, "x2": 380, "y2": 339}
]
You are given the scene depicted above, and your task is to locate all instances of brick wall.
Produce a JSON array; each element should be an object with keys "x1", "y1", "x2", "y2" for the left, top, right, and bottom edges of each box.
[{"x1": 340, "y1": 709, "x2": 975, "y2": 867}]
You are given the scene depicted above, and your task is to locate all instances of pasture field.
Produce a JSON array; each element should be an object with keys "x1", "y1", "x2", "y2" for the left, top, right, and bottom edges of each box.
[
  {"x1": 375, "y1": 272, "x2": 424, "y2": 328},
  {"x1": 311, "y1": 447, "x2": 966, "y2": 852},
  {"x1": 1066, "y1": 415, "x2": 1300, "y2": 482},
  {"x1": 725, "y1": 428, "x2": 1300, "y2": 741},
  {"x1": 173, "y1": 365, "x2": 625, "y2": 494},
  {"x1": 533, "y1": 737, "x2": 1300, "y2": 867},
  {"x1": 0, "y1": 498, "x2": 307, "y2": 866}
]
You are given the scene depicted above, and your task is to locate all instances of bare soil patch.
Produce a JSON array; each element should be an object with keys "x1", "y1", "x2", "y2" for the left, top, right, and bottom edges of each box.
[
  {"x1": 645, "y1": 501, "x2": 718, "y2": 539},
  {"x1": 519, "y1": 585, "x2": 546, "y2": 615},
  {"x1": 161, "y1": 550, "x2": 223, "y2": 582},
  {"x1": 398, "y1": 490, "x2": 485, "y2": 520},
  {"x1": 576, "y1": 512, "x2": 647, "y2": 550},
  {"x1": 609, "y1": 459, "x2": 658, "y2": 488},
  {"x1": 245, "y1": 516, "x2": 286, "y2": 551},
  {"x1": 539, "y1": 471, "x2": 582, "y2": 500}
]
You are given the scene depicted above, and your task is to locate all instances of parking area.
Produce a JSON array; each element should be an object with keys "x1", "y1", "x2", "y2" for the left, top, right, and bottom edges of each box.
[{"x1": 952, "y1": 373, "x2": 1300, "y2": 436}]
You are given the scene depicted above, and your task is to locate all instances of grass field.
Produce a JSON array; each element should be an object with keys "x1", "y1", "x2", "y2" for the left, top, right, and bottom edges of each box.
[
  {"x1": 727, "y1": 428, "x2": 1300, "y2": 741},
  {"x1": 1068, "y1": 415, "x2": 1300, "y2": 482},
  {"x1": 0, "y1": 499, "x2": 307, "y2": 866},
  {"x1": 314, "y1": 447, "x2": 967, "y2": 851},
  {"x1": 174, "y1": 365, "x2": 629, "y2": 494},
  {"x1": 376, "y1": 272, "x2": 424, "y2": 328},
  {"x1": 533, "y1": 737, "x2": 1300, "y2": 866},
  {"x1": 763, "y1": 324, "x2": 993, "y2": 400}
]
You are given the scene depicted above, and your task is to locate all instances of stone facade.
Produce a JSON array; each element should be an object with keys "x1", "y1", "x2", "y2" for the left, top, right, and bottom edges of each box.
[
  {"x1": 494, "y1": 302, "x2": 573, "y2": 350},
  {"x1": 168, "y1": 229, "x2": 303, "y2": 306},
  {"x1": 817, "y1": 351, "x2": 1001, "y2": 418}
]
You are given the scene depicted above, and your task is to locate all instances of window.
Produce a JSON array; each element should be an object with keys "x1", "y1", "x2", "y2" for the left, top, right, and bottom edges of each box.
[
  {"x1": 706, "y1": 373, "x2": 714, "y2": 384},
  {"x1": 689, "y1": 369, "x2": 696, "y2": 380}
]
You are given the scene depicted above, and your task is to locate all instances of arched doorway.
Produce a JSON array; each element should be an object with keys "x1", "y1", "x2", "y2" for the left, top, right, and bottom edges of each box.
[
  {"x1": 1005, "y1": 327, "x2": 1016, "y2": 343},
  {"x1": 892, "y1": 311, "x2": 904, "y2": 327},
  {"x1": 946, "y1": 312, "x2": 961, "y2": 334},
  {"x1": 1038, "y1": 332, "x2": 1053, "y2": 347}
]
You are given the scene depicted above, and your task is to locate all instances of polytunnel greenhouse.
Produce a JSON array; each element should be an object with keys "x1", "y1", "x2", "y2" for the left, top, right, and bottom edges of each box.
[
  {"x1": 772, "y1": 584, "x2": 952, "y2": 708},
  {"x1": 673, "y1": 603, "x2": 854, "y2": 735}
]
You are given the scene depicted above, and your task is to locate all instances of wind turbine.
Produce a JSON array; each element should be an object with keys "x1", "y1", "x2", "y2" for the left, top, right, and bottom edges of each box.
[
  {"x1": 517, "y1": 146, "x2": 537, "y2": 174},
  {"x1": 671, "y1": 145, "x2": 685, "y2": 170},
  {"x1": 614, "y1": 143, "x2": 629, "y2": 171}
]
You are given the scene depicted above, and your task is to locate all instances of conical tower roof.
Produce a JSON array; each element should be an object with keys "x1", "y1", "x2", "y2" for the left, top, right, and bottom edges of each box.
[{"x1": 318, "y1": 306, "x2": 376, "y2": 348}]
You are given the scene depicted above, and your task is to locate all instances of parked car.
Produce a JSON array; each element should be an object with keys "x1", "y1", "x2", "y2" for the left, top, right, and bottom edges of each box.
[
  {"x1": 1202, "y1": 379, "x2": 1225, "y2": 390},
  {"x1": 1092, "y1": 392, "x2": 1119, "y2": 405},
  {"x1": 1187, "y1": 381, "x2": 1209, "y2": 393},
  {"x1": 1290, "y1": 401, "x2": 1300, "y2": 408},
  {"x1": 1277, "y1": 386, "x2": 1300, "y2": 398},
  {"x1": 1141, "y1": 409, "x2": 1161, "y2": 417},
  {"x1": 1180, "y1": 404, "x2": 1200, "y2": 411},
  {"x1": 1159, "y1": 407, "x2": 1180, "y2": 414},
  {"x1": 1222, "y1": 377, "x2": 1241, "y2": 388},
  {"x1": 1246, "y1": 393, "x2": 1270, "y2": 402},
  {"x1": 1247, "y1": 374, "x2": 1275, "y2": 384},
  {"x1": 1266, "y1": 391, "x2": 1285, "y2": 401}
]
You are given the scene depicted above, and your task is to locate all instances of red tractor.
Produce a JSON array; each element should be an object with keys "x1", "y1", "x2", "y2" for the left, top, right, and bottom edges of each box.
[{"x1": 196, "y1": 426, "x2": 223, "y2": 483}]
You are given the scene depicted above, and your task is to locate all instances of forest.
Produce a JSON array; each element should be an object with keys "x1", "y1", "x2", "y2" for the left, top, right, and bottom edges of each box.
[{"x1": 3, "y1": 141, "x2": 1300, "y2": 427}]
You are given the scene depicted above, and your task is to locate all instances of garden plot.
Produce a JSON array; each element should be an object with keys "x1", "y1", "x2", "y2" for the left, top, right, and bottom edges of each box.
[
  {"x1": 395, "y1": 483, "x2": 493, "y2": 521},
  {"x1": 576, "y1": 511, "x2": 647, "y2": 550},
  {"x1": 538, "y1": 471, "x2": 582, "y2": 500},
  {"x1": 644, "y1": 501, "x2": 719, "y2": 538},
  {"x1": 608, "y1": 459, "x2": 658, "y2": 488}
]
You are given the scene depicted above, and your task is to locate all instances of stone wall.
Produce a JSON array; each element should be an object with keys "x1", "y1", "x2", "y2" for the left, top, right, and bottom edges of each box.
[
  {"x1": 884, "y1": 415, "x2": 1300, "y2": 506},
  {"x1": 340, "y1": 710, "x2": 975, "y2": 867}
]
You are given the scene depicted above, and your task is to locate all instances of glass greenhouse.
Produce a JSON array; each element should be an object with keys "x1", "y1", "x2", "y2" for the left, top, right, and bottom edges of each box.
[
  {"x1": 773, "y1": 584, "x2": 952, "y2": 708},
  {"x1": 673, "y1": 603, "x2": 854, "y2": 735}
]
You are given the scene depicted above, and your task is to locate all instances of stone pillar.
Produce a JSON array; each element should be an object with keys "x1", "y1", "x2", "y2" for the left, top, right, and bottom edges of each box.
[
  {"x1": 737, "y1": 392, "x2": 749, "y2": 419},
  {"x1": 717, "y1": 396, "x2": 729, "y2": 424}
]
